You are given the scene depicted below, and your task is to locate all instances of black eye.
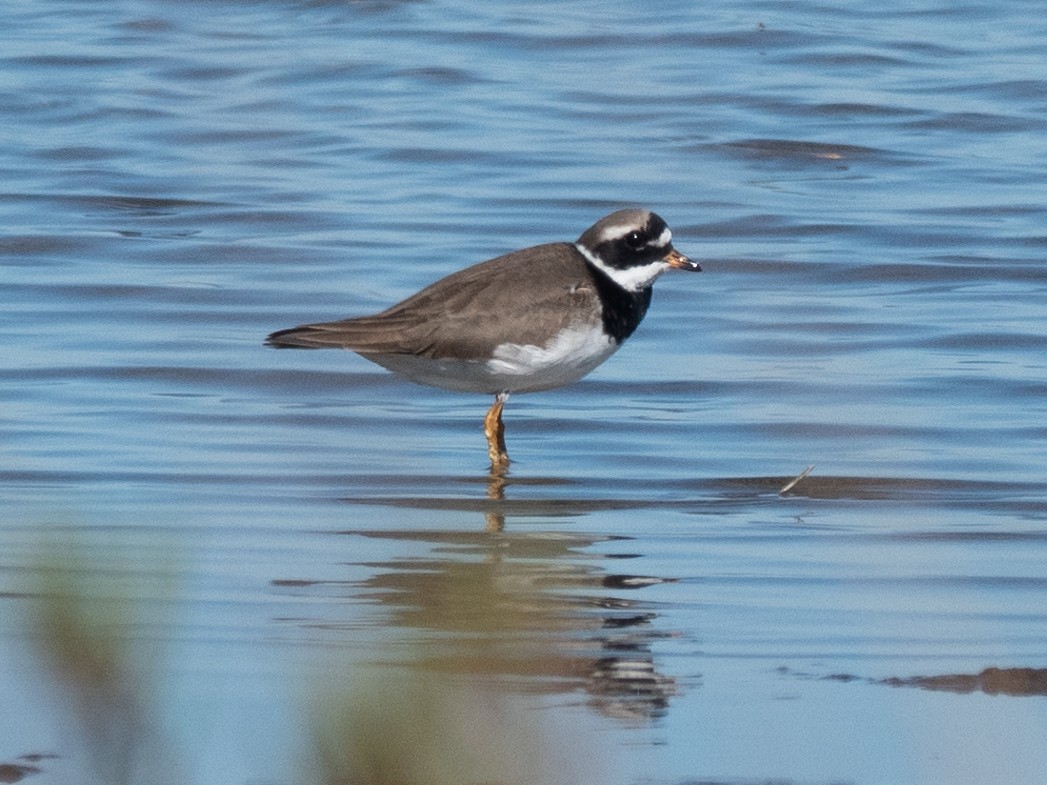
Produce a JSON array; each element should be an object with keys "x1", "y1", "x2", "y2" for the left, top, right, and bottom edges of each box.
[{"x1": 625, "y1": 230, "x2": 645, "y2": 250}]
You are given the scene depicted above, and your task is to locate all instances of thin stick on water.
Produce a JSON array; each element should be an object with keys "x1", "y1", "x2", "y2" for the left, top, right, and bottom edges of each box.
[{"x1": 779, "y1": 464, "x2": 815, "y2": 496}]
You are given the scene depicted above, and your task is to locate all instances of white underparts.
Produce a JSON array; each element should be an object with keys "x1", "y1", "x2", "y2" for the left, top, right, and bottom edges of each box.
[
  {"x1": 486, "y1": 324, "x2": 617, "y2": 391},
  {"x1": 365, "y1": 325, "x2": 618, "y2": 394}
]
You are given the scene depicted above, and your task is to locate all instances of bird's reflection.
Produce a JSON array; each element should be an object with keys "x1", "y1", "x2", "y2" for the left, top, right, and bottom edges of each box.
[
  {"x1": 284, "y1": 471, "x2": 679, "y2": 723},
  {"x1": 345, "y1": 527, "x2": 675, "y2": 722},
  {"x1": 484, "y1": 464, "x2": 508, "y2": 532}
]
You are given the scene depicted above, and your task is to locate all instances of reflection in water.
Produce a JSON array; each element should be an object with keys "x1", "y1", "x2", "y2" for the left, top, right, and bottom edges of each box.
[
  {"x1": 339, "y1": 526, "x2": 676, "y2": 722},
  {"x1": 316, "y1": 477, "x2": 678, "y2": 723},
  {"x1": 484, "y1": 465, "x2": 508, "y2": 532}
]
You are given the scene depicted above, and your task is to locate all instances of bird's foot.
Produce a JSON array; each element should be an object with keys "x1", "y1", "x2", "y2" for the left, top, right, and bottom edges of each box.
[{"x1": 484, "y1": 393, "x2": 510, "y2": 473}]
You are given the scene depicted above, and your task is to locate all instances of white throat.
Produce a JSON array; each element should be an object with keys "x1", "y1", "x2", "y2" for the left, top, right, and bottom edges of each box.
[{"x1": 574, "y1": 242, "x2": 670, "y2": 293}]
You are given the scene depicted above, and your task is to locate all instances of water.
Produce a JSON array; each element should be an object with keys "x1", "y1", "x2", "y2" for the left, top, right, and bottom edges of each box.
[{"x1": 2, "y1": 1, "x2": 1047, "y2": 783}]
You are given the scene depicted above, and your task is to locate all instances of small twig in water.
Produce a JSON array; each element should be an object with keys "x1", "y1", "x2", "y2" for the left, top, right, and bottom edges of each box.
[{"x1": 779, "y1": 464, "x2": 815, "y2": 496}]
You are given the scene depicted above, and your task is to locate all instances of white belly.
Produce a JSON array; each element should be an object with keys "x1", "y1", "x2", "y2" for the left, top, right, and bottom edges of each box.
[{"x1": 365, "y1": 325, "x2": 619, "y2": 394}]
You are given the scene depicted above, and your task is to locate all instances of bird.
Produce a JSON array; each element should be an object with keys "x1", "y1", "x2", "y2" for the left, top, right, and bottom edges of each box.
[{"x1": 266, "y1": 208, "x2": 701, "y2": 471}]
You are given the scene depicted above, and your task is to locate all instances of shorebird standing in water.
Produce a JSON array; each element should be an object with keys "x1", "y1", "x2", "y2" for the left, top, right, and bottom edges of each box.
[{"x1": 267, "y1": 209, "x2": 701, "y2": 471}]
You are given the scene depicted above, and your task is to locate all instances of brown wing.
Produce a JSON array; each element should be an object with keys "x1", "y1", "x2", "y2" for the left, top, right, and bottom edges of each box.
[{"x1": 265, "y1": 242, "x2": 603, "y2": 360}]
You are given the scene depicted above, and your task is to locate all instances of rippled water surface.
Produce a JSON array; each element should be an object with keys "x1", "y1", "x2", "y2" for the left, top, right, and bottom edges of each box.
[{"x1": 3, "y1": 1, "x2": 1047, "y2": 784}]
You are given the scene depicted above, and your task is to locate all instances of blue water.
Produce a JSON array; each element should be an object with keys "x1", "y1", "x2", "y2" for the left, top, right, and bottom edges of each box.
[{"x1": 3, "y1": 2, "x2": 1047, "y2": 784}]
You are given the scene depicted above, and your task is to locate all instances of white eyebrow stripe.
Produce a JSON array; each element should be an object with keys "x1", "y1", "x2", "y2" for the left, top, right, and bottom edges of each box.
[
  {"x1": 647, "y1": 226, "x2": 672, "y2": 248},
  {"x1": 596, "y1": 223, "x2": 671, "y2": 248},
  {"x1": 596, "y1": 222, "x2": 638, "y2": 244}
]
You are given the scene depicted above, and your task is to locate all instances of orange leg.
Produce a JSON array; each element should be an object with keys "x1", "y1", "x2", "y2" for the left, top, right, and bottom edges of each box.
[{"x1": 483, "y1": 392, "x2": 510, "y2": 472}]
